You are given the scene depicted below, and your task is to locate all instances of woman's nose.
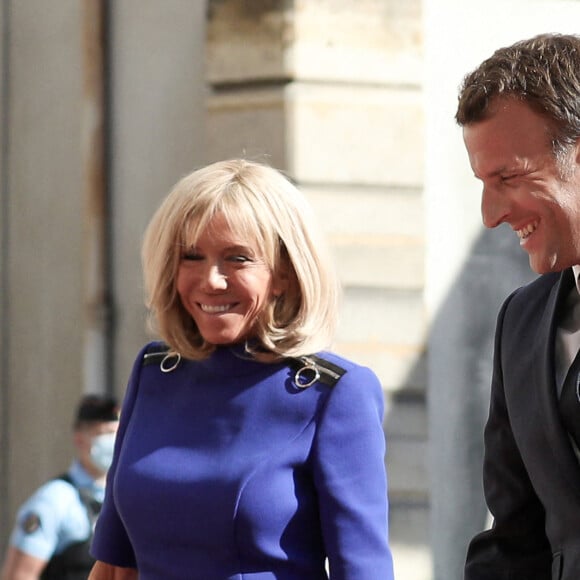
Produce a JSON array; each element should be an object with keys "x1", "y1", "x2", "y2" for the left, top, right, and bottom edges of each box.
[{"x1": 202, "y1": 263, "x2": 228, "y2": 291}]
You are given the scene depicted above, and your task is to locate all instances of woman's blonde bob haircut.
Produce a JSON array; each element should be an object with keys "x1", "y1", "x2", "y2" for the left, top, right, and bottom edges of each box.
[{"x1": 142, "y1": 159, "x2": 341, "y2": 361}]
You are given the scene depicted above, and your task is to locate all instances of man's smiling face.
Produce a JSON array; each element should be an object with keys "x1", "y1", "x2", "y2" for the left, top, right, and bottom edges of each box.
[{"x1": 463, "y1": 97, "x2": 580, "y2": 274}]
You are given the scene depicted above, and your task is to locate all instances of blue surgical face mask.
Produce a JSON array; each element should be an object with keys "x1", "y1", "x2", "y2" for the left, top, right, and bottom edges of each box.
[{"x1": 90, "y1": 432, "x2": 116, "y2": 472}]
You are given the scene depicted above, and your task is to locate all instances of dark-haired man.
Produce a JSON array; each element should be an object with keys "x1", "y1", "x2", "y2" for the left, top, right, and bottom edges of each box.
[{"x1": 456, "y1": 33, "x2": 580, "y2": 580}]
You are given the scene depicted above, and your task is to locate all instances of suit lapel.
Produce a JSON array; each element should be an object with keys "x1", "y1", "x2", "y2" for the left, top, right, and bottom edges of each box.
[{"x1": 537, "y1": 269, "x2": 580, "y2": 489}]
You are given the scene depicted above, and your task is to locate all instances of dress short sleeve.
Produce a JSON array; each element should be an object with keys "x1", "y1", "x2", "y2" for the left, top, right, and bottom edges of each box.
[{"x1": 312, "y1": 361, "x2": 394, "y2": 579}]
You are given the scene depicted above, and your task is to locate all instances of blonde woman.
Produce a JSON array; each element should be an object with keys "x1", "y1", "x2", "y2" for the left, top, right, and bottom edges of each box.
[{"x1": 89, "y1": 159, "x2": 394, "y2": 580}]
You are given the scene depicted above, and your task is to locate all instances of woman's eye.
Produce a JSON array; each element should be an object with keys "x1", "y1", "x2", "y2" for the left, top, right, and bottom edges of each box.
[
  {"x1": 229, "y1": 254, "x2": 252, "y2": 263},
  {"x1": 182, "y1": 252, "x2": 203, "y2": 261}
]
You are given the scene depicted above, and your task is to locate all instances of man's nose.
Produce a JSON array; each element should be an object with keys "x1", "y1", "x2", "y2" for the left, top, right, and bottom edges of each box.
[{"x1": 481, "y1": 185, "x2": 509, "y2": 229}]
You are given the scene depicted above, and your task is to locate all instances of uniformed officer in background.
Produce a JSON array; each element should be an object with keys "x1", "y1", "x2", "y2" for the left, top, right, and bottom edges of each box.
[{"x1": 0, "y1": 394, "x2": 119, "y2": 580}]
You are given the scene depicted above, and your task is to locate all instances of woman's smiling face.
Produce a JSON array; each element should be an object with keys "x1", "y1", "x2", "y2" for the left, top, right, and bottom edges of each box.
[{"x1": 176, "y1": 212, "x2": 286, "y2": 345}]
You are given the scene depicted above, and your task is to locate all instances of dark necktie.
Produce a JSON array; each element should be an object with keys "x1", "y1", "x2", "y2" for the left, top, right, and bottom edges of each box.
[{"x1": 556, "y1": 269, "x2": 580, "y2": 447}]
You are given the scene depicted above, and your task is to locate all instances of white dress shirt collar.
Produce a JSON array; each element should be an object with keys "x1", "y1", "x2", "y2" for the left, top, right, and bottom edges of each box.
[{"x1": 573, "y1": 264, "x2": 580, "y2": 294}]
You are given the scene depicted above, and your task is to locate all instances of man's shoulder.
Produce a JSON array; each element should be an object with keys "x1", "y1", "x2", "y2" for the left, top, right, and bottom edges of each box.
[
  {"x1": 509, "y1": 271, "x2": 561, "y2": 304},
  {"x1": 498, "y1": 271, "x2": 564, "y2": 337}
]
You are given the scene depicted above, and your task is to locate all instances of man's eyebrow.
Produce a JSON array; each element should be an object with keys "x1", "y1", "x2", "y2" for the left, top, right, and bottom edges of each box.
[{"x1": 474, "y1": 164, "x2": 515, "y2": 180}]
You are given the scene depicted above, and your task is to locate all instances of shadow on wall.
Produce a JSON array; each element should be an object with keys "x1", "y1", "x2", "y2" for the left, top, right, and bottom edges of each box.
[
  {"x1": 427, "y1": 223, "x2": 536, "y2": 579},
  {"x1": 382, "y1": 223, "x2": 535, "y2": 580}
]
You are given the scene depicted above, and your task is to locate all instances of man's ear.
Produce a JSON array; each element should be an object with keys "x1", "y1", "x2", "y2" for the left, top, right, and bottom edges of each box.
[{"x1": 575, "y1": 138, "x2": 580, "y2": 164}]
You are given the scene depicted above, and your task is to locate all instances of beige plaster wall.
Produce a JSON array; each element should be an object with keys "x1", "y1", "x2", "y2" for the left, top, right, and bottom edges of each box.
[{"x1": 0, "y1": 0, "x2": 206, "y2": 555}]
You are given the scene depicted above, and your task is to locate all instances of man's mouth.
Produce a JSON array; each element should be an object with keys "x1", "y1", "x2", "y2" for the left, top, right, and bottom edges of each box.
[{"x1": 515, "y1": 221, "x2": 538, "y2": 244}]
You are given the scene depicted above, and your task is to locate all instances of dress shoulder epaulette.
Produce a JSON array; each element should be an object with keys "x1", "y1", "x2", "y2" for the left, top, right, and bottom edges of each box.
[
  {"x1": 142, "y1": 343, "x2": 181, "y2": 373},
  {"x1": 142, "y1": 343, "x2": 171, "y2": 366},
  {"x1": 288, "y1": 355, "x2": 347, "y2": 388},
  {"x1": 141, "y1": 344, "x2": 347, "y2": 388}
]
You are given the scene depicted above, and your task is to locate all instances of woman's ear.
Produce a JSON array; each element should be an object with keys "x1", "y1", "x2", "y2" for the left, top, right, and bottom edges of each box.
[
  {"x1": 271, "y1": 270, "x2": 289, "y2": 297},
  {"x1": 271, "y1": 254, "x2": 291, "y2": 297}
]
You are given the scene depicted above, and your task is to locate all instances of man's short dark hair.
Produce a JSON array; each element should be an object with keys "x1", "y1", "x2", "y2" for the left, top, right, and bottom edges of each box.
[
  {"x1": 456, "y1": 33, "x2": 580, "y2": 158},
  {"x1": 74, "y1": 394, "x2": 119, "y2": 429}
]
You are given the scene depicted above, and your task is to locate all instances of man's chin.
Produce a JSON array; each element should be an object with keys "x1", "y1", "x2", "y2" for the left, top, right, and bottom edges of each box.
[{"x1": 528, "y1": 254, "x2": 566, "y2": 275}]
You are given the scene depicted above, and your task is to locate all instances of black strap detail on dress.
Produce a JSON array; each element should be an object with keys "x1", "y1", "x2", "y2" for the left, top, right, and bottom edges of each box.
[
  {"x1": 289, "y1": 355, "x2": 347, "y2": 387},
  {"x1": 142, "y1": 343, "x2": 171, "y2": 366},
  {"x1": 142, "y1": 343, "x2": 182, "y2": 372},
  {"x1": 142, "y1": 344, "x2": 346, "y2": 386}
]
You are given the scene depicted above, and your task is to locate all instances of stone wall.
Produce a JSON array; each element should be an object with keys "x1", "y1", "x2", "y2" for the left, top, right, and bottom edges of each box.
[{"x1": 206, "y1": 1, "x2": 428, "y2": 577}]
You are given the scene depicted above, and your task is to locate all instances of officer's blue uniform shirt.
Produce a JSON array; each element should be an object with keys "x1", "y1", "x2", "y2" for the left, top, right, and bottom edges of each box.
[{"x1": 9, "y1": 460, "x2": 104, "y2": 560}]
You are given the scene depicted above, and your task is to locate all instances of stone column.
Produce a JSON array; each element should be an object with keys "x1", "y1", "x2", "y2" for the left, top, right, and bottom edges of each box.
[
  {"x1": 0, "y1": 0, "x2": 85, "y2": 552},
  {"x1": 206, "y1": 1, "x2": 427, "y2": 577},
  {"x1": 0, "y1": 0, "x2": 207, "y2": 555},
  {"x1": 107, "y1": 0, "x2": 207, "y2": 385}
]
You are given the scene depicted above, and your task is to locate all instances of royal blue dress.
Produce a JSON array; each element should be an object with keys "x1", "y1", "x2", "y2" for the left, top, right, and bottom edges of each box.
[{"x1": 91, "y1": 343, "x2": 394, "y2": 579}]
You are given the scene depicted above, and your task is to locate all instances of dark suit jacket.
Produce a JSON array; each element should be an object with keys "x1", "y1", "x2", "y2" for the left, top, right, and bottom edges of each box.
[{"x1": 465, "y1": 268, "x2": 580, "y2": 580}]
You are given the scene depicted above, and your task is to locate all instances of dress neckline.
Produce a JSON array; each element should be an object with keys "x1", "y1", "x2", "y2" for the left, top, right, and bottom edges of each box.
[{"x1": 197, "y1": 343, "x2": 279, "y2": 377}]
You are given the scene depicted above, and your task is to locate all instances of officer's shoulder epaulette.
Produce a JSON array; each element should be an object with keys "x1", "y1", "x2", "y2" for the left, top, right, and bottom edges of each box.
[{"x1": 288, "y1": 354, "x2": 347, "y2": 389}]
